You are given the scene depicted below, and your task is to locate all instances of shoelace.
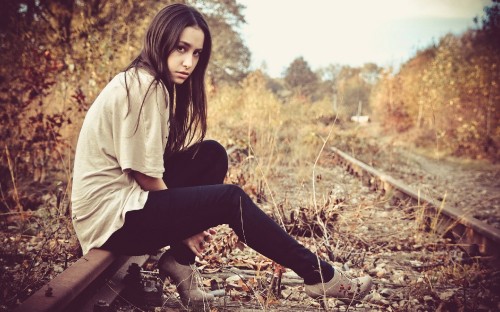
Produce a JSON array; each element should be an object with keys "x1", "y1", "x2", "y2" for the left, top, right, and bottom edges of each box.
[{"x1": 335, "y1": 271, "x2": 362, "y2": 298}]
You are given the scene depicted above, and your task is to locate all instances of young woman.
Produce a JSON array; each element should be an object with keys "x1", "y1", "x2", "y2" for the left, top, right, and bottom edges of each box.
[{"x1": 71, "y1": 3, "x2": 372, "y2": 306}]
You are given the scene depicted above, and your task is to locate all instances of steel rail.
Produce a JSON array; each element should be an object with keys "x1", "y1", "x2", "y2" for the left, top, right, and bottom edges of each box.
[
  {"x1": 14, "y1": 250, "x2": 149, "y2": 312},
  {"x1": 331, "y1": 147, "x2": 500, "y2": 265}
]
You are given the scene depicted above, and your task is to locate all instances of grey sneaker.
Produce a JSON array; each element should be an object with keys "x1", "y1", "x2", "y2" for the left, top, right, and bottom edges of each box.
[
  {"x1": 158, "y1": 252, "x2": 214, "y2": 306},
  {"x1": 304, "y1": 268, "x2": 372, "y2": 303}
]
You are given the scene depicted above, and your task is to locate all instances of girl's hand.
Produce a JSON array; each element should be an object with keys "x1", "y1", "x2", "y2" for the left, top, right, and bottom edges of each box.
[{"x1": 182, "y1": 228, "x2": 217, "y2": 258}]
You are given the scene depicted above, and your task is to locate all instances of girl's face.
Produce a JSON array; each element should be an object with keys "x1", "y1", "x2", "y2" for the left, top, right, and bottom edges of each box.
[{"x1": 167, "y1": 26, "x2": 205, "y2": 84}]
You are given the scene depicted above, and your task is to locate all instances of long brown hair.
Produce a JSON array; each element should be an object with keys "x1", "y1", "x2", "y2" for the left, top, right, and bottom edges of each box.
[{"x1": 125, "y1": 3, "x2": 211, "y2": 157}]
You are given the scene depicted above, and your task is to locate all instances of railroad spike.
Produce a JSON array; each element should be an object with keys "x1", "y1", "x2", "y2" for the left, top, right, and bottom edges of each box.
[
  {"x1": 44, "y1": 285, "x2": 53, "y2": 297},
  {"x1": 93, "y1": 299, "x2": 109, "y2": 312}
]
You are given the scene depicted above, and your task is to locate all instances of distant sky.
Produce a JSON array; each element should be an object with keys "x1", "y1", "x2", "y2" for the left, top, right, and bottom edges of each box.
[{"x1": 237, "y1": 0, "x2": 492, "y2": 77}]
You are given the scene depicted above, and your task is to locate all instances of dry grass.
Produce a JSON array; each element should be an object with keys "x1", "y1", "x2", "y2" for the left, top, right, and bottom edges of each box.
[{"x1": 208, "y1": 71, "x2": 338, "y2": 187}]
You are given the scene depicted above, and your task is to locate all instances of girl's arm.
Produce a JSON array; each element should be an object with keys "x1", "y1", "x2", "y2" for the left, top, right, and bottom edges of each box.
[
  {"x1": 132, "y1": 169, "x2": 217, "y2": 257},
  {"x1": 131, "y1": 170, "x2": 168, "y2": 191}
]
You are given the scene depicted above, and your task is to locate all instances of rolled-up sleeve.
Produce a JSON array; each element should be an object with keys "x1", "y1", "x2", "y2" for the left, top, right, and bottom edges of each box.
[{"x1": 112, "y1": 77, "x2": 169, "y2": 178}]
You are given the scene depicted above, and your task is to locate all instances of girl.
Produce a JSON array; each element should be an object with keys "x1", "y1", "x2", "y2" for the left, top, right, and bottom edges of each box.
[{"x1": 71, "y1": 3, "x2": 372, "y2": 307}]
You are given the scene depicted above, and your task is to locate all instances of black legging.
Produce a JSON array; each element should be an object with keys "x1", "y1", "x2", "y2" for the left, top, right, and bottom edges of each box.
[{"x1": 102, "y1": 140, "x2": 334, "y2": 284}]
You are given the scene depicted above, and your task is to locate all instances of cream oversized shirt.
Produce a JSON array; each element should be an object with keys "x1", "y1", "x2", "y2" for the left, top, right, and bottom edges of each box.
[{"x1": 71, "y1": 69, "x2": 169, "y2": 254}]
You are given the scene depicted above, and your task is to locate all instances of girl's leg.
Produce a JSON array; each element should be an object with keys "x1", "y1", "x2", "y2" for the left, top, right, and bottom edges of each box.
[
  {"x1": 163, "y1": 140, "x2": 228, "y2": 188},
  {"x1": 104, "y1": 183, "x2": 333, "y2": 285},
  {"x1": 103, "y1": 139, "x2": 371, "y2": 299},
  {"x1": 162, "y1": 140, "x2": 228, "y2": 265},
  {"x1": 161, "y1": 140, "x2": 331, "y2": 283}
]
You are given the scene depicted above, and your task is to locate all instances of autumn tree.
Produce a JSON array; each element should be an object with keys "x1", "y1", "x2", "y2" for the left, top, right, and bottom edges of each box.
[
  {"x1": 369, "y1": 0, "x2": 499, "y2": 159},
  {"x1": 315, "y1": 64, "x2": 341, "y2": 104},
  {"x1": 335, "y1": 64, "x2": 381, "y2": 117},
  {"x1": 199, "y1": 0, "x2": 251, "y2": 84},
  {"x1": 0, "y1": 0, "x2": 252, "y2": 211},
  {"x1": 283, "y1": 57, "x2": 319, "y2": 101}
]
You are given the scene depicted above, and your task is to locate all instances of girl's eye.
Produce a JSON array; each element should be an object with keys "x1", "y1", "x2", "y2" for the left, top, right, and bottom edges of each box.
[
  {"x1": 176, "y1": 46, "x2": 186, "y2": 53},
  {"x1": 194, "y1": 50, "x2": 202, "y2": 57}
]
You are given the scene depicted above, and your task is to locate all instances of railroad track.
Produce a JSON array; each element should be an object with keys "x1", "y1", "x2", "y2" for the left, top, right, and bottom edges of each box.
[
  {"x1": 14, "y1": 147, "x2": 500, "y2": 311},
  {"x1": 330, "y1": 146, "x2": 500, "y2": 265},
  {"x1": 14, "y1": 250, "x2": 152, "y2": 312}
]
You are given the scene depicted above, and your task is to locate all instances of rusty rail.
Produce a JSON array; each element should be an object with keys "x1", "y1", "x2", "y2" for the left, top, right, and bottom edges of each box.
[
  {"x1": 14, "y1": 250, "x2": 149, "y2": 312},
  {"x1": 15, "y1": 249, "x2": 117, "y2": 312},
  {"x1": 331, "y1": 147, "x2": 500, "y2": 265}
]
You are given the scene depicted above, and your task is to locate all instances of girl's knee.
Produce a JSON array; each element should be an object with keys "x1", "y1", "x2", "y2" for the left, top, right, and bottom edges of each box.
[
  {"x1": 204, "y1": 139, "x2": 227, "y2": 159},
  {"x1": 224, "y1": 183, "x2": 244, "y2": 196},
  {"x1": 220, "y1": 184, "x2": 248, "y2": 207},
  {"x1": 202, "y1": 139, "x2": 225, "y2": 151},
  {"x1": 202, "y1": 140, "x2": 228, "y2": 175}
]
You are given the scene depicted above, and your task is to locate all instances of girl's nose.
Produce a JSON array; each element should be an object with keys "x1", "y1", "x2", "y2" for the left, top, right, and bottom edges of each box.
[{"x1": 183, "y1": 55, "x2": 193, "y2": 69}]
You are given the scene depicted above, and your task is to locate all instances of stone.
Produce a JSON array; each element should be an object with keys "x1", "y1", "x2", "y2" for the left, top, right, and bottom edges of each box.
[
  {"x1": 380, "y1": 288, "x2": 394, "y2": 297},
  {"x1": 438, "y1": 290, "x2": 455, "y2": 301}
]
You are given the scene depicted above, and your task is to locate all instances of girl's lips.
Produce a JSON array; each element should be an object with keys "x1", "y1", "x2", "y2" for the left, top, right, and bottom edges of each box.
[{"x1": 176, "y1": 71, "x2": 189, "y2": 79}]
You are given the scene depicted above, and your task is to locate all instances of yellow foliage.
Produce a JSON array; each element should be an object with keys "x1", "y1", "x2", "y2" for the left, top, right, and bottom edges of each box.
[
  {"x1": 370, "y1": 31, "x2": 499, "y2": 160},
  {"x1": 208, "y1": 70, "x2": 337, "y2": 181}
]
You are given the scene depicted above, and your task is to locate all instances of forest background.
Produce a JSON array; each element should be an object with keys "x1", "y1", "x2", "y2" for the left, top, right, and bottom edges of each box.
[
  {"x1": 0, "y1": 0, "x2": 498, "y2": 228},
  {"x1": 0, "y1": 0, "x2": 499, "y2": 308}
]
